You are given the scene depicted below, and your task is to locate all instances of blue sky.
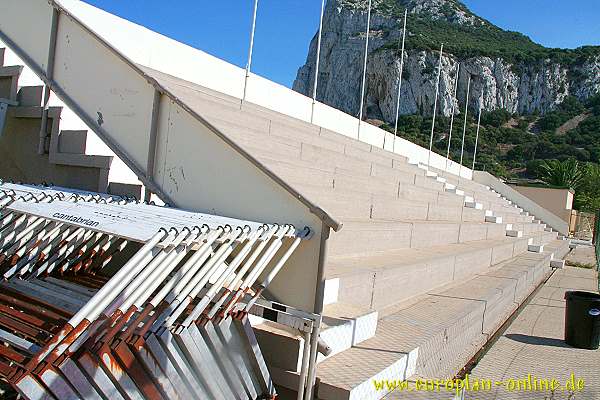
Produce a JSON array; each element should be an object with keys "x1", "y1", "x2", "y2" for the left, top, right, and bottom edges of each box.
[{"x1": 83, "y1": 0, "x2": 600, "y2": 88}]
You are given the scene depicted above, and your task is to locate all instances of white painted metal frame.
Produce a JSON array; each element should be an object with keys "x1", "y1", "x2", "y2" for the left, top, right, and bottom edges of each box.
[{"x1": 0, "y1": 182, "x2": 315, "y2": 400}]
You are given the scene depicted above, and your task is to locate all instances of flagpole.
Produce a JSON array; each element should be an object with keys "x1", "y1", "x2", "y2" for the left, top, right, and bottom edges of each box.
[
  {"x1": 459, "y1": 75, "x2": 471, "y2": 178},
  {"x1": 472, "y1": 105, "x2": 482, "y2": 171},
  {"x1": 392, "y1": 9, "x2": 408, "y2": 153},
  {"x1": 357, "y1": 0, "x2": 372, "y2": 140},
  {"x1": 427, "y1": 43, "x2": 444, "y2": 168},
  {"x1": 445, "y1": 63, "x2": 460, "y2": 171},
  {"x1": 243, "y1": 0, "x2": 259, "y2": 102},
  {"x1": 311, "y1": 0, "x2": 326, "y2": 123}
]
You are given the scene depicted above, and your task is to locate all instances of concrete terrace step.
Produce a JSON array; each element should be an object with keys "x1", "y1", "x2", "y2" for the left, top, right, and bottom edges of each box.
[
  {"x1": 296, "y1": 185, "x2": 467, "y2": 223},
  {"x1": 314, "y1": 239, "x2": 570, "y2": 400},
  {"x1": 328, "y1": 220, "x2": 511, "y2": 258},
  {"x1": 324, "y1": 233, "x2": 555, "y2": 312}
]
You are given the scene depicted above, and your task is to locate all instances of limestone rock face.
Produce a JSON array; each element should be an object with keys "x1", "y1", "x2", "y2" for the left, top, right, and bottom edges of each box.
[{"x1": 293, "y1": 0, "x2": 600, "y2": 121}]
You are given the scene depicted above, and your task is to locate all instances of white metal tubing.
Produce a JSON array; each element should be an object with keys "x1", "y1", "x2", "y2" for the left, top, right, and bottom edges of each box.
[
  {"x1": 2, "y1": 219, "x2": 56, "y2": 258},
  {"x1": 357, "y1": 0, "x2": 372, "y2": 140},
  {"x1": 243, "y1": 0, "x2": 259, "y2": 102},
  {"x1": 243, "y1": 238, "x2": 300, "y2": 314},
  {"x1": 181, "y1": 229, "x2": 262, "y2": 326},
  {"x1": 28, "y1": 225, "x2": 77, "y2": 276},
  {"x1": 149, "y1": 229, "x2": 233, "y2": 331},
  {"x1": 310, "y1": 0, "x2": 326, "y2": 123},
  {"x1": 392, "y1": 9, "x2": 408, "y2": 152},
  {"x1": 296, "y1": 329, "x2": 312, "y2": 400},
  {"x1": 35, "y1": 227, "x2": 86, "y2": 275},
  {"x1": 472, "y1": 105, "x2": 482, "y2": 171},
  {"x1": 152, "y1": 229, "x2": 224, "y2": 308},
  {"x1": 0, "y1": 214, "x2": 27, "y2": 241},
  {"x1": 13, "y1": 226, "x2": 69, "y2": 277},
  {"x1": 0, "y1": 211, "x2": 17, "y2": 228},
  {"x1": 241, "y1": 225, "x2": 291, "y2": 290},
  {"x1": 130, "y1": 243, "x2": 196, "y2": 310},
  {"x1": 163, "y1": 228, "x2": 227, "y2": 304},
  {"x1": 204, "y1": 226, "x2": 277, "y2": 319},
  {"x1": 103, "y1": 229, "x2": 187, "y2": 310},
  {"x1": 427, "y1": 43, "x2": 444, "y2": 167},
  {"x1": 304, "y1": 321, "x2": 322, "y2": 400},
  {"x1": 58, "y1": 231, "x2": 105, "y2": 273},
  {"x1": 12, "y1": 225, "x2": 72, "y2": 278},
  {"x1": 89, "y1": 237, "x2": 126, "y2": 272},
  {"x1": 459, "y1": 75, "x2": 471, "y2": 175},
  {"x1": 64, "y1": 233, "x2": 111, "y2": 272},
  {"x1": 98, "y1": 246, "x2": 165, "y2": 318},
  {"x1": 119, "y1": 230, "x2": 202, "y2": 313},
  {"x1": 0, "y1": 196, "x2": 14, "y2": 209},
  {"x1": 229, "y1": 226, "x2": 278, "y2": 292},
  {"x1": 68, "y1": 229, "x2": 167, "y2": 328},
  {"x1": 45, "y1": 229, "x2": 95, "y2": 275},
  {"x1": 445, "y1": 63, "x2": 460, "y2": 171},
  {"x1": 3, "y1": 216, "x2": 49, "y2": 251},
  {"x1": 255, "y1": 227, "x2": 300, "y2": 289},
  {"x1": 183, "y1": 229, "x2": 245, "y2": 302},
  {"x1": 165, "y1": 229, "x2": 244, "y2": 327},
  {"x1": 219, "y1": 227, "x2": 291, "y2": 319},
  {"x1": 111, "y1": 247, "x2": 179, "y2": 314},
  {"x1": 0, "y1": 215, "x2": 41, "y2": 249}
]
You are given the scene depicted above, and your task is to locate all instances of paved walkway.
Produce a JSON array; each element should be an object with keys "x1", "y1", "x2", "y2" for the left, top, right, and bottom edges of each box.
[{"x1": 465, "y1": 266, "x2": 599, "y2": 400}]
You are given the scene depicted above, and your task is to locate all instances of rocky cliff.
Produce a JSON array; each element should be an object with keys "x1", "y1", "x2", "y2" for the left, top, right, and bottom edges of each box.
[{"x1": 293, "y1": 0, "x2": 600, "y2": 121}]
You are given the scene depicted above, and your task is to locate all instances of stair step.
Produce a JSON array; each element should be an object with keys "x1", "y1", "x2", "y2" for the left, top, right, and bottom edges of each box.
[
  {"x1": 58, "y1": 130, "x2": 87, "y2": 154},
  {"x1": 314, "y1": 240, "x2": 569, "y2": 400},
  {"x1": 325, "y1": 234, "x2": 550, "y2": 311},
  {"x1": 16, "y1": 86, "x2": 43, "y2": 107},
  {"x1": 328, "y1": 220, "x2": 510, "y2": 258},
  {"x1": 0, "y1": 65, "x2": 23, "y2": 101}
]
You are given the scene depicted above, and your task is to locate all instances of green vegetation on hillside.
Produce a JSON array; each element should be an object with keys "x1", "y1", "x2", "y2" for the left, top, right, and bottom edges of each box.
[
  {"x1": 385, "y1": 94, "x2": 600, "y2": 211},
  {"x1": 346, "y1": 0, "x2": 600, "y2": 67},
  {"x1": 380, "y1": 13, "x2": 600, "y2": 67}
]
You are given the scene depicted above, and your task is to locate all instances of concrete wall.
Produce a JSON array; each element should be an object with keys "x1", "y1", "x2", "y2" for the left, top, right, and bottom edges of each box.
[
  {"x1": 473, "y1": 171, "x2": 569, "y2": 235},
  {"x1": 510, "y1": 185, "x2": 573, "y2": 224},
  {"x1": 0, "y1": 40, "x2": 141, "y2": 187},
  {"x1": 0, "y1": 107, "x2": 109, "y2": 192}
]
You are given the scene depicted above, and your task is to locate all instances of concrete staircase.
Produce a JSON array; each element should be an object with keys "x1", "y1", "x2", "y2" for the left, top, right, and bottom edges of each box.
[
  {"x1": 0, "y1": 50, "x2": 140, "y2": 197},
  {"x1": 140, "y1": 68, "x2": 572, "y2": 399}
]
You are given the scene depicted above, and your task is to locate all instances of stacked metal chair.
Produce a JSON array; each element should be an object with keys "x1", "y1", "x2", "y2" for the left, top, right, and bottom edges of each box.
[{"x1": 0, "y1": 182, "x2": 316, "y2": 400}]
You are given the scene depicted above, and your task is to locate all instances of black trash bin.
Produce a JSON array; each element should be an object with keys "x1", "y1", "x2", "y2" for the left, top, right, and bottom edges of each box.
[{"x1": 564, "y1": 291, "x2": 600, "y2": 350}]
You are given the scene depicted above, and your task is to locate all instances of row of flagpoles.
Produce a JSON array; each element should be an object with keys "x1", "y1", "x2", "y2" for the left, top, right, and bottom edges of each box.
[{"x1": 241, "y1": 0, "x2": 483, "y2": 173}]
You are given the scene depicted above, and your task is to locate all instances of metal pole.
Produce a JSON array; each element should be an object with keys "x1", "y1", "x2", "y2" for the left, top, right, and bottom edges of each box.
[
  {"x1": 445, "y1": 63, "x2": 460, "y2": 171},
  {"x1": 357, "y1": 0, "x2": 372, "y2": 140},
  {"x1": 243, "y1": 0, "x2": 259, "y2": 102},
  {"x1": 38, "y1": 7, "x2": 59, "y2": 155},
  {"x1": 311, "y1": 0, "x2": 326, "y2": 123},
  {"x1": 472, "y1": 105, "x2": 482, "y2": 171},
  {"x1": 392, "y1": 9, "x2": 408, "y2": 153},
  {"x1": 427, "y1": 43, "x2": 444, "y2": 168},
  {"x1": 459, "y1": 75, "x2": 471, "y2": 178}
]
